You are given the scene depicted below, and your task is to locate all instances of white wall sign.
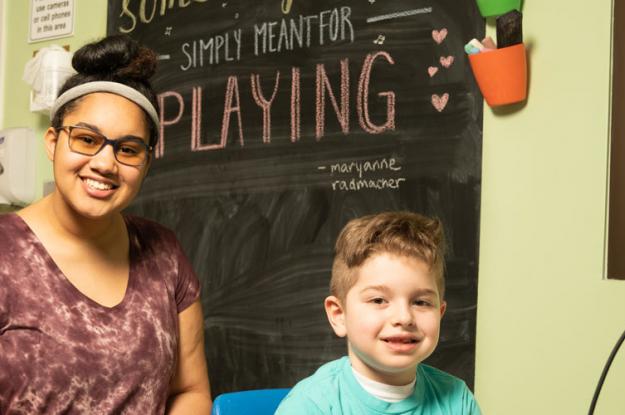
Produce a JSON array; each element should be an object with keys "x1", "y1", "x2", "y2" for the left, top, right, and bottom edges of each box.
[{"x1": 29, "y1": 0, "x2": 74, "y2": 43}]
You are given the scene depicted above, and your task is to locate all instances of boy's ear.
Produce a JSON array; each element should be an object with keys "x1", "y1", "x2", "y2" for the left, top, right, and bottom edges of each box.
[
  {"x1": 324, "y1": 295, "x2": 347, "y2": 338},
  {"x1": 439, "y1": 300, "x2": 447, "y2": 318},
  {"x1": 44, "y1": 127, "x2": 59, "y2": 161}
]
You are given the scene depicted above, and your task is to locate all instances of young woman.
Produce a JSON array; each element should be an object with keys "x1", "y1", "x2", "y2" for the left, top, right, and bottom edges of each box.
[{"x1": 0, "y1": 35, "x2": 212, "y2": 413}]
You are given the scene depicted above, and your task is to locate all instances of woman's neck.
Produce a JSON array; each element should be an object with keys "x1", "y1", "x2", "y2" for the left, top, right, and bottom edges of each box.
[{"x1": 37, "y1": 193, "x2": 125, "y2": 247}]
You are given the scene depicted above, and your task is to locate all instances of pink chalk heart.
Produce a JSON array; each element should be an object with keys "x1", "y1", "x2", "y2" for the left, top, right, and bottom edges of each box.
[
  {"x1": 428, "y1": 66, "x2": 439, "y2": 77},
  {"x1": 432, "y1": 28, "x2": 448, "y2": 44},
  {"x1": 431, "y1": 93, "x2": 449, "y2": 112},
  {"x1": 439, "y1": 55, "x2": 454, "y2": 68}
]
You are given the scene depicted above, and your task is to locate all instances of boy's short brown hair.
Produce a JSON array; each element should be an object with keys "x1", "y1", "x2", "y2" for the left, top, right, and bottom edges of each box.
[{"x1": 330, "y1": 211, "x2": 446, "y2": 302}]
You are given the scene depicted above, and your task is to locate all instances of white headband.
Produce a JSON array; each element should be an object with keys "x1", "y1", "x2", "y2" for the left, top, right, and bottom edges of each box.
[{"x1": 50, "y1": 81, "x2": 160, "y2": 129}]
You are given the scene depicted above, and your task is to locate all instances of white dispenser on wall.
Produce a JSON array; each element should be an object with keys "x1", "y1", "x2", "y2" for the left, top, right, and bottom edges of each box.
[
  {"x1": 23, "y1": 45, "x2": 75, "y2": 114},
  {"x1": 0, "y1": 128, "x2": 37, "y2": 205}
]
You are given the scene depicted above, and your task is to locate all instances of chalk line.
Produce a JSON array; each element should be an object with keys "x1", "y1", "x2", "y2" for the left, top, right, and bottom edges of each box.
[{"x1": 367, "y1": 7, "x2": 432, "y2": 23}]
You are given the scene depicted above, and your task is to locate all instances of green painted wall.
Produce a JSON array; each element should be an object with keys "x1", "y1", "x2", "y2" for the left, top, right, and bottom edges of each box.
[
  {"x1": 2, "y1": 0, "x2": 624, "y2": 413},
  {"x1": 0, "y1": 0, "x2": 107, "y2": 198},
  {"x1": 474, "y1": 0, "x2": 625, "y2": 413}
]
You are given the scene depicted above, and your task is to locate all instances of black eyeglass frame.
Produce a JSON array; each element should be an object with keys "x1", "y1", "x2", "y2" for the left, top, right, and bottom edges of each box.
[{"x1": 56, "y1": 125, "x2": 153, "y2": 167}]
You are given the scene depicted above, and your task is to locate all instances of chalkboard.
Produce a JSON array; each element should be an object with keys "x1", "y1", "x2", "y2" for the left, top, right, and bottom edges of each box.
[{"x1": 107, "y1": 0, "x2": 484, "y2": 396}]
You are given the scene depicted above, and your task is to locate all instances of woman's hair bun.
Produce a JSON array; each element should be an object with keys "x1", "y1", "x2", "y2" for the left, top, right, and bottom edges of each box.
[{"x1": 72, "y1": 34, "x2": 157, "y2": 81}]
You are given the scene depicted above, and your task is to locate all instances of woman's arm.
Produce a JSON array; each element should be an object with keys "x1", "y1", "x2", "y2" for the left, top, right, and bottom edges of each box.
[{"x1": 167, "y1": 300, "x2": 212, "y2": 414}]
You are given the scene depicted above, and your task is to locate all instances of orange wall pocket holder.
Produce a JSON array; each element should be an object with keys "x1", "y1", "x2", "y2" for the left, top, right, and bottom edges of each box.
[{"x1": 468, "y1": 43, "x2": 527, "y2": 107}]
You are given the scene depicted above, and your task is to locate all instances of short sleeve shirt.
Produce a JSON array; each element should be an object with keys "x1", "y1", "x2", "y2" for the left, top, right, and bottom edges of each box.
[
  {"x1": 0, "y1": 213, "x2": 200, "y2": 414},
  {"x1": 275, "y1": 357, "x2": 482, "y2": 415}
]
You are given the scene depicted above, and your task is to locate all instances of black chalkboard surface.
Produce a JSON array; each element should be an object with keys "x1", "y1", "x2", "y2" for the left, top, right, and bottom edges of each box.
[{"x1": 107, "y1": 0, "x2": 484, "y2": 396}]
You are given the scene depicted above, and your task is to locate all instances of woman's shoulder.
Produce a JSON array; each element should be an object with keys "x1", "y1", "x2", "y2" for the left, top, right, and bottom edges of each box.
[
  {"x1": 0, "y1": 213, "x2": 26, "y2": 238},
  {"x1": 0, "y1": 213, "x2": 40, "y2": 267},
  {"x1": 0, "y1": 212, "x2": 19, "y2": 224},
  {"x1": 124, "y1": 214, "x2": 171, "y2": 233},
  {"x1": 125, "y1": 214, "x2": 180, "y2": 237},
  {"x1": 124, "y1": 214, "x2": 181, "y2": 250}
]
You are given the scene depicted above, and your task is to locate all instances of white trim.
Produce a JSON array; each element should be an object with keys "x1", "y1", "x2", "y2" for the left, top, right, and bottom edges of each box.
[{"x1": 604, "y1": 0, "x2": 615, "y2": 279}]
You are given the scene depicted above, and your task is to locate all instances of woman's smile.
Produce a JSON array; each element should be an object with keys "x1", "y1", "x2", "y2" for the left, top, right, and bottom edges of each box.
[{"x1": 81, "y1": 176, "x2": 119, "y2": 198}]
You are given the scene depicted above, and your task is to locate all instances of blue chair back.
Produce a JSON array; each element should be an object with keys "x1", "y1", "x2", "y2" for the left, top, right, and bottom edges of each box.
[{"x1": 211, "y1": 388, "x2": 291, "y2": 415}]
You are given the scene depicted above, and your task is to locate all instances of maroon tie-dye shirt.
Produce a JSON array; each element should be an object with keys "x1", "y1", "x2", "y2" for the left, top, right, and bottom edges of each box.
[{"x1": 0, "y1": 213, "x2": 200, "y2": 414}]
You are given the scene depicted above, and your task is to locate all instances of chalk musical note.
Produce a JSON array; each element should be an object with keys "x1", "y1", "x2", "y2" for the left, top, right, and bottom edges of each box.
[
  {"x1": 373, "y1": 34, "x2": 385, "y2": 45},
  {"x1": 164, "y1": 27, "x2": 172, "y2": 36},
  {"x1": 369, "y1": 0, "x2": 375, "y2": 3},
  {"x1": 222, "y1": 2, "x2": 227, "y2": 7}
]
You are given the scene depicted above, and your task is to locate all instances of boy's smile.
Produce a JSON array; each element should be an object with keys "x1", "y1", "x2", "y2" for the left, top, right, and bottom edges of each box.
[
  {"x1": 325, "y1": 252, "x2": 446, "y2": 386},
  {"x1": 382, "y1": 334, "x2": 421, "y2": 352}
]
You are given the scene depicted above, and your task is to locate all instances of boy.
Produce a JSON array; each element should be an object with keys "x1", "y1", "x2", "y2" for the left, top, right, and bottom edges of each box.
[{"x1": 275, "y1": 211, "x2": 481, "y2": 414}]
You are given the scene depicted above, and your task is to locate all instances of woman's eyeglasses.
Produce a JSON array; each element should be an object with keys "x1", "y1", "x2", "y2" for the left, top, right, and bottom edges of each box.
[{"x1": 56, "y1": 125, "x2": 152, "y2": 167}]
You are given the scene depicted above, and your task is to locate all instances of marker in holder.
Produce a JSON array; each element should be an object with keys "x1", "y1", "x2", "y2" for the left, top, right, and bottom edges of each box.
[
  {"x1": 468, "y1": 43, "x2": 527, "y2": 107},
  {"x1": 476, "y1": 0, "x2": 521, "y2": 18}
]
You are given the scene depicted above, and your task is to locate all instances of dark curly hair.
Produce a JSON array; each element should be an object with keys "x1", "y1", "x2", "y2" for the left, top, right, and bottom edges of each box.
[{"x1": 51, "y1": 34, "x2": 160, "y2": 148}]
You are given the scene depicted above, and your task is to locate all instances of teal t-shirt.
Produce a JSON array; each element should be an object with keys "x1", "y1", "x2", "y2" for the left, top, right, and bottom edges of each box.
[{"x1": 275, "y1": 357, "x2": 481, "y2": 415}]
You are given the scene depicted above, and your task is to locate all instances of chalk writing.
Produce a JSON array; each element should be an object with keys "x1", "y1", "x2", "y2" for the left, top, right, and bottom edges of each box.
[
  {"x1": 315, "y1": 59, "x2": 350, "y2": 140},
  {"x1": 118, "y1": 0, "x2": 210, "y2": 34},
  {"x1": 319, "y1": 157, "x2": 406, "y2": 191},
  {"x1": 331, "y1": 177, "x2": 406, "y2": 191},
  {"x1": 358, "y1": 52, "x2": 396, "y2": 134},
  {"x1": 251, "y1": 72, "x2": 281, "y2": 143},
  {"x1": 254, "y1": 8, "x2": 354, "y2": 56},
  {"x1": 281, "y1": 0, "x2": 292, "y2": 14},
  {"x1": 291, "y1": 67, "x2": 301, "y2": 142},
  {"x1": 327, "y1": 158, "x2": 401, "y2": 178},
  {"x1": 367, "y1": 7, "x2": 431, "y2": 24},
  {"x1": 180, "y1": 30, "x2": 242, "y2": 69},
  {"x1": 159, "y1": 51, "x2": 397, "y2": 155}
]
